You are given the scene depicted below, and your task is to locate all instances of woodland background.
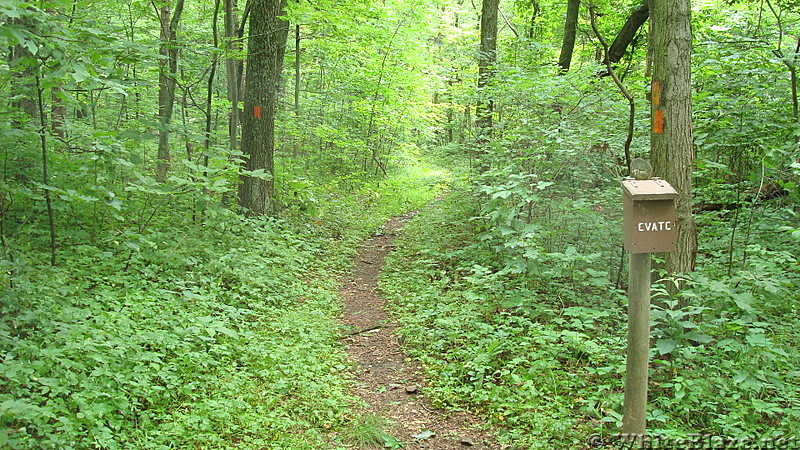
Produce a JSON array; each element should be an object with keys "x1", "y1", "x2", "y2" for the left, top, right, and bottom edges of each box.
[{"x1": 1, "y1": 0, "x2": 799, "y2": 448}]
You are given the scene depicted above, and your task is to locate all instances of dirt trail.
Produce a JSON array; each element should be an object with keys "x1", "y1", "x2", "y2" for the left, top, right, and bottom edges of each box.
[{"x1": 340, "y1": 212, "x2": 503, "y2": 449}]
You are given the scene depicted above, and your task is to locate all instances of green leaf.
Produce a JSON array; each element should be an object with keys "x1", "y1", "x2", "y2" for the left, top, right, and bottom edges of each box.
[
  {"x1": 215, "y1": 326, "x2": 239, "y2": 339},
  {"x1": 683, "y1": 332, "x2": 713, "y2": 344},
  {"x1": 0, "y1": 399, "x2": 39, "y2": 416},
  {"x1": 1, "y1": 5, "x2": 22, "y2": 19},
  {"x1": 33, "y1": 182, "x2": 63, "y2": 193},
  {"x1": 491, "y1": 189, "x2": 513, "y2": 199},
  {"x1": 381, "y1": 432, "x2": 403, "y2": 448},
  {"x1": 6, "y1": 27, "x2": 37, "y2": 55},
  {"x1": 734, "y1": 292, "x2": 756, "y2": 313},
  {"x1": 71, "y1": 63, "x2": 91, "y2": 82},
  {"x1": 655, "y1": 338, "x2": 677, "y2": 355},
  {"x1": 105, "y1": 196, "x2": 122, "y2": 211},
  {"x1": 240, "y1": 169, "x2": 273, "y2": 181}
]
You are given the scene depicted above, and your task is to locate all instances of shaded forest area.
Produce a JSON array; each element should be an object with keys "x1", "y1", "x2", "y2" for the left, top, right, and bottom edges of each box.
[{"x1": 1, "y1": 0, "x2": 799, "y2": 448}]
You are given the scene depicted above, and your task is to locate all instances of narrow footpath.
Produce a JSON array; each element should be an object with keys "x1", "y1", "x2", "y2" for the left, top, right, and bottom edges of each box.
[{"x1": 340, "y1": 212, "x2": 503, "y2": 449}]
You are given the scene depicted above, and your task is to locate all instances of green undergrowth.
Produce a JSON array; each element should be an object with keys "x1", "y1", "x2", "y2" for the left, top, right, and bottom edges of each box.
[
  {"x1": 380, "y1": 187, "x2": 800, "y2": 449},
  {"x1": 0, "y1": 163, "x2": 448, "y2": 448}
]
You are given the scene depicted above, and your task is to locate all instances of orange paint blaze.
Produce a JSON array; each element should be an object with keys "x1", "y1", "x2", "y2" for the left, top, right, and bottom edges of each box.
[
  {"x1": 652, "y1": 81, "x2": 661, "y2": 106},
  {"x1": 654, "y1": 109, "x2": 664, "y2": 134}
]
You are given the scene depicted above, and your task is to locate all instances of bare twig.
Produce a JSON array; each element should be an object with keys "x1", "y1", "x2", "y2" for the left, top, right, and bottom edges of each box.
[
  {"x1": 589, "y1": 4, "x2": 635, "y2": 169},
  {"x1": 498, "y1": 7, "x2": 519, "y2": 38},
  {"x1": 348, "y1": 325, "x2": 384, "y2": 336}
]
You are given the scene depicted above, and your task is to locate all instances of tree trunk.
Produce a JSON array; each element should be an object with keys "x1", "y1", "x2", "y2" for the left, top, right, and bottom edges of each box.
[
  {"x1": 157, "y1": 2, "x2": 171, "y2": 182},
  {"x1": 35, "y1": 72, "x2": 57, "y2": 266},
  {"x1": 477, "y1": 0, "x2": 499, "y2": 151},
  {"x1": 294, "y1": 24, "x2": 301, "y2": 115},
  {"x1": 8, "y1": 36, "x2": 38, "y2": 122},
  {"x1": 51, "y1": 86, "x2": 66, "y2": 138},
  {"x1": 224, "y1": 0, "x2": 242, "y2": 154},
  {"x1": 528, "y1": 1, "x2": 541, "y2": 40},
  {"x1": 608, "y1": 1, "x2": 649, "y2": 64},
  {"x1": 293, "y1": 23, "x2": 301, "y2": 158},
  {"x1": 791, "y1": 65, "x2": 799, "y2": 122},
  {"x1": 238, "y1": 0, "x2": 289, "y2": 216},
  {"x1": 650, "y1": 0, "x2": 696, "y2": 274},
  {"x1": 788, "y1": 36, "x2": 800, "y2": 123},
  {"x1": 205, "y1": 0, "x2": 221, "y2": 166},
  {"x1": 156, "y1": 0, "x2": 185, "y2": 183},
  {"x1": 558, "y1": 0, "x2": 580, "y2": 71}
]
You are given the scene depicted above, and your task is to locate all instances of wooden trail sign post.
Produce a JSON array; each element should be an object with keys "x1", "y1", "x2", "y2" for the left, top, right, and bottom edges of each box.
[{"x1": 621, "y1": 177, "x2": 678, "y2": 444}]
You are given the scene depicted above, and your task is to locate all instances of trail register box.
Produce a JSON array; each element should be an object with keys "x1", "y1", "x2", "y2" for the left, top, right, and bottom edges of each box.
[{"x1": 622, "y1": 178, "x2": 678, "y2": 253}]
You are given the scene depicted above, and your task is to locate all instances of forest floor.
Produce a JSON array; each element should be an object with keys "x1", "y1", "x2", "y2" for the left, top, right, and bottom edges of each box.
[{"x1": 339, "y1": 212, "x2": 505, "y2": 449}]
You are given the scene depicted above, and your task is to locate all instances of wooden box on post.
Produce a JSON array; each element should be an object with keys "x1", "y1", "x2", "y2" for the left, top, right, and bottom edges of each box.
[{"x1": 622, "y1": 178, "x2": 678, "y2": 253}]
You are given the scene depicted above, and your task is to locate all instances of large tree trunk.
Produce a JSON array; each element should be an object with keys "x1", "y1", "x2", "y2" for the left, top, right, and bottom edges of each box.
[
  {"x1": 238, "y1": 0, "x2": 289, "y2": 216},
  {"x1": 156, "y1": 0, "x2": 185, "y2": 183},
  {"x1": 608, "y1": 1, "x2": 649, "y2": 64},
  {"x1": 650, "y1": 0, "x2": 696, "y2": 274},
  {"x1": 476, "y1": 0, "x2": 499, "y2": 156},
  {"x1": 558, "y1": 0, "x2": 580, "y2": 71}
]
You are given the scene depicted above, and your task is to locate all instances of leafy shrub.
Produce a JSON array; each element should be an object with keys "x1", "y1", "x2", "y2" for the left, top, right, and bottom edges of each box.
[
  {"x1": 381, "y1": 186, "x2": 800, "y2": 448},
  {"x1": 0, "y1": 163, "x2": 445, "y2": 448}
]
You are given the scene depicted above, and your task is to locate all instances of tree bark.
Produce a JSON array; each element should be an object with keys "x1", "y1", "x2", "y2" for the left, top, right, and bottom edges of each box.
[
  {"x1": 785, "y1": 36, "x2": 800, "y2": 123},
  {"x1": 224, "y1": 0, "x2": 242, "y2": 154},
  {"x1": 650, "y1": 0, "x2": 696, "y2": 274},
  {"x1": 36, "y1": 72, "x2": 57, "y2": 266},
  {"x1": 477, "y1": 0, "x2": 499, "y2": 154},
  {"x1": 527, "y1": 1, "x2": 541, "y2": 40},
  {"x1": 156, "y1": 0, "x2": 185, "y2": 183},
  {"x1": 238, "y1": 0, "x2": 289, "y2": 216},
  {"x1": 608, "y1": 1, "x2": 649, "y2": 64},
  {"x1": 558, "y1": 0, "x2": 580, "y2": 71},
  {"x1": 294, "y1": 24, "x2": 300, "y2": 115},
  {"x1": 791, "y1": 64, "x2": 799, "y2": 122},
  {"x1": 205, "y1": 0, "x2": 221, "y2": 167},
  {"x1": 8, "y1": 25, "x2": 38, "y2": 122},
  {"x1": 51, "y1": 86, "x2": 66, "y2": 138},
  {"x1": 293, "y1": 23, "x2": 301, "y2": 159}
]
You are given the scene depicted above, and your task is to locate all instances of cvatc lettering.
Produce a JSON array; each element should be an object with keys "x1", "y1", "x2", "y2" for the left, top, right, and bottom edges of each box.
[{"x1": 636, "y1": 221, "x2": 673, "y2": 232}]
